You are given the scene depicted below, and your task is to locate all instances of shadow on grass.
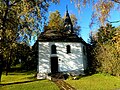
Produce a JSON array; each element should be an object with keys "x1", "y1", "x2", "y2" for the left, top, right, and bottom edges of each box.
[
  {"x1": 8, "y1": 73, "x2": 26, "y2": 75},
  {"x1": 0, "y1": 79, "x2": 41, "y2": 86},
  {"x1": 6, "y1": 70, "x2": 36, "y2": 75}
]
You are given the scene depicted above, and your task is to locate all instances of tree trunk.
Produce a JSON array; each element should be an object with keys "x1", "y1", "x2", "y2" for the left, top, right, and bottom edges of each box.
[
  {"x1": 0, "y1": 67, "x2": 2, "y2": 82},
  {"x1": 0, "y1": 55, "x2": 3, "y2": 82},
  {"x1": 5, "y1": 60, "x2": 9, "y2": 76},
  {"x1": 0, "y1": 0, "x2": 9, "y2": 81}
]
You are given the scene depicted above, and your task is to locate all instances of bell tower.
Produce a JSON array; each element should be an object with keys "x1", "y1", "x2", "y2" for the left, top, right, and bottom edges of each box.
[{"x1": 64, "y1": 6, "x2": 73, "y2": 34}]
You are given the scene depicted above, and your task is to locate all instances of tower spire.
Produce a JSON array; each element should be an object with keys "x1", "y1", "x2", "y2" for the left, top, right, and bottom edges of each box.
[
  {"x1": 64, "y1": 5, "x2": 73, "y2": 34},
  {"x1": 66, "y1": 5, "x2": 68, "y2": 13}
]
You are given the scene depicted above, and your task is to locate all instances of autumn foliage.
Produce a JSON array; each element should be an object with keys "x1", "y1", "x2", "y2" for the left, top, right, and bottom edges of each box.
[{"x1": 89, "y1": 24, "x2": 120, "y2": 76}]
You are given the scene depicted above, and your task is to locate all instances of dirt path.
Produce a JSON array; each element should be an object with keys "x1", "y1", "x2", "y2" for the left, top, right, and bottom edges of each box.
[{"x1": 52, "y1": 79, "x2": 76, "y2": 90}]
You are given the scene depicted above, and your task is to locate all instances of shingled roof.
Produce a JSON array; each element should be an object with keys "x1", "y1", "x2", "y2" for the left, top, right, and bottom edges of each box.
[{"x1": 37, "y1": 29, "x2": 86, "y2": 45}]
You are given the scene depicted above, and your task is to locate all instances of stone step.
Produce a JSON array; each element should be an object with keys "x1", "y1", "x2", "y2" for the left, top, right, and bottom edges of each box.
[
  {"x1": 37, "y1": 73, "x2": 46, "y2": 79},
  {"x1": 51, "y1": 73, "x2": 68, "y2": 80}
]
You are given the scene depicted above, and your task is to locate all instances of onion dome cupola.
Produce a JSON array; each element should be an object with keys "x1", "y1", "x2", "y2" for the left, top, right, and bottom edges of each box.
[{"x1": 64, "y1": 6, "x2": 73, "y2": 34}]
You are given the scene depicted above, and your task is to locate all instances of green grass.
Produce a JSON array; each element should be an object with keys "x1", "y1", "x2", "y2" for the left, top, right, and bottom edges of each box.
[
  {"x1": 66, "y1": 73, "x2": 120, "y2": 90},
  {"x1": 1, "y1": 73, "x2": 120, "y2": 90},
  {"x1": 0, "y1": 73, "x2": 59, "y2": 90},
  {"x1": 1, "y1": 73, "x2": 34, "y2": 84}
]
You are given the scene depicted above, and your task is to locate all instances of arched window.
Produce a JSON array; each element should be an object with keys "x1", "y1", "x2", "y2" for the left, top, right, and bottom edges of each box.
[
  {"x1": 67, "y1": 45, "x2": 71, "y2": 54},
  {"x1": 51, "y1": 45, "x2": 57, "y2": 54}
]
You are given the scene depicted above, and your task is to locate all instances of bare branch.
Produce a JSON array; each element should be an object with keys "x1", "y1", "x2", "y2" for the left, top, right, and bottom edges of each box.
[
  {"x1": 9, "y1": 0, "x2": 21, "y2": 7},
  {"x1": 107, "y1": 20, "x2": 120, "y2": 23},
  {"x1": 111, "y1": 0, "x2": 120, "y2": 4}
]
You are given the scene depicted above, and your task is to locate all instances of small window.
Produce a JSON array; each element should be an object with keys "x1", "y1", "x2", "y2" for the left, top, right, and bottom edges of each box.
[
  {"x1": 51, "y1": 45, "x2": 57, "y2": 54},
  {"x1": 83, "y1": 46, "x2": 86, "y2": 55},
  {"x1": 67, "y1": 45, "x2": 71, "y2": 54}
]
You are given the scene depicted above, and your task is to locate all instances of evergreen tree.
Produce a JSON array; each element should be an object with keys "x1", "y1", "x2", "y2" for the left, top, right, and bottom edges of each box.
[{"x1": 48, "y1": 10, "x2": 64, "y2": 31}]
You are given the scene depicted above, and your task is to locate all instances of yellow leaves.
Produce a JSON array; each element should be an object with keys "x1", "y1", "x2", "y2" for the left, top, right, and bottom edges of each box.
[
  {"x1": 5, "y1": 29, "x2": 14, "y2": 40},
  {"x1": 70, "y1": 0, "x2": 118, "y2": 26},
  {"x1": 12, "y1": 43, "x2": 17, "y2": 48},
  {"x1": 92, "y1": 25, "x2": 120, "y2": 75},
  {"x1": 36, "y1": 6, "x2": 41, "y2": 18},
  {"x1": 94, "y1": 1, "x2": 114, "y2": 25},
  {"x1": 48, "y1": 10, "x2": 63, "y2": 31},
  {"x1": 70, "y1": 14, "x2": 77, "y2": 25},
  {"x1": 112, "y1": 30, "x2": 120, "y2": 52},
  {"x1": 18, "y1": 0, "x2": 34, "y2": 18},
  {"x1": 94, "y1": 43, "x2": 120, "y2": 75},
  {"x1": 22, "y1": 0, "x2": 30, "y2": 14}
]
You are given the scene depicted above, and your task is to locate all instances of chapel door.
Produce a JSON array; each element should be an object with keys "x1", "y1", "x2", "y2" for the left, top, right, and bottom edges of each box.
[{"x1": 51, "y1": 57, "x2": 58, "y2": 74}]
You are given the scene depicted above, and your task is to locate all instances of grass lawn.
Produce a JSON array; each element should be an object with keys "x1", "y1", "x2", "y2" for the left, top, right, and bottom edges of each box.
[
  {"x1": 1, "y1": 73, "x2": 120, "y2": 90},
  {"x1": 0, "y1": 72, "x2": 59, "y2": 90},
  {"x1": 66, "y1": 73, "x2": 120, "y2": 90}
]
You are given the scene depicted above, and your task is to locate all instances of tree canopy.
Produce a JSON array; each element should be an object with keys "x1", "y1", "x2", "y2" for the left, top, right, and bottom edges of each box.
[
  {"x1": 0, "y1": 0, "x2": 59, "y2": 81},
  {"x1": 71, "y1": 0, "x2": 120, "y2": 26},
  {"x1": 89, "y1": 24, "x2": 120, "y2": 76},
  {"x1": 46, "y1": 10, "x2": 81, "y2": 36},
  {"x1": 48, "y1": 10, "x2": 64, "y2": 31}
]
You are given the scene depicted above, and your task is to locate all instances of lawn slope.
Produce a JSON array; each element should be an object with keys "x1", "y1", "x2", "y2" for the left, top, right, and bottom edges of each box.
[
  {"x1": 66, "y1": 74, "x2": 120, "y2": 90},
  {"x1": 0, "y1": 73, "x2": 59, "y2": 90}
]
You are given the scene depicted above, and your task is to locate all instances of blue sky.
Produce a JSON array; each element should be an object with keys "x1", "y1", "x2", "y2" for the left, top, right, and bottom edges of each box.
[
  {"x1": 30, "y1": 1, "x2": 120, "y2": 46},
  {"x1": 47, "y1": 1, "x2": 120, "y2": 43}
]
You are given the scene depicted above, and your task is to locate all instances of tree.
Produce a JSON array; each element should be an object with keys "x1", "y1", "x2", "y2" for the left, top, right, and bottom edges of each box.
[
  {"x1": 89, "y1": 24, "x2": 120, "y2": 76},
  {"x1": 0, "y1": 0, "x2": 59, "y2": 81},
  {"x1": 70, "y1": 14, "x2": 81, "y2": 36},
  {"x1": 97, "y1": 23, "x2": 115, "y2": 43},
  {"x1": 46, "y1": 10, "x2": 81, "y2": 36},
  {"x1": 15, "y1": 43, "x2": 34, "y2": 71},
  {"x1": 71, "y1": 0, "x2": 120, "y2": 26},
  {"x1": 48, "y1": 10, "x2": 64, "y2": 31}
]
